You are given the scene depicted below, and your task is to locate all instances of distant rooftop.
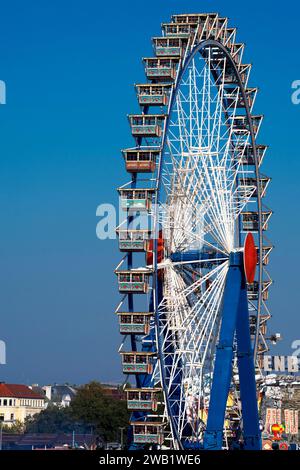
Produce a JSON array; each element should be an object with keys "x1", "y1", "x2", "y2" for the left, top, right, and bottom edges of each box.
[
  {"x1": 0, "y1": 383, "x2": 45, "y2": 399},
  {"x1": 51, "y1": 384, "x2": 77, "y2": 402},
  {"x1": 1, "y1": 433, "x2": 99, "y2": 450}
]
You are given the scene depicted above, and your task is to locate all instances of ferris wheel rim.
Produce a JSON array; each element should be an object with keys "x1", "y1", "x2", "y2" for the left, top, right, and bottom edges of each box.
[
  {"x1": 153, "y1": 37, "x2": 263, "y2": 342},
  {"x1": 151, "y1": 38, "x2": 264, "y2": 447}
]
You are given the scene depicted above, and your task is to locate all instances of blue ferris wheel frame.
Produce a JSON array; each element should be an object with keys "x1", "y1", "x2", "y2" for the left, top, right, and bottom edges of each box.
[{"x1": 127, "y1": 39, "x2": 263, "y2": 451}]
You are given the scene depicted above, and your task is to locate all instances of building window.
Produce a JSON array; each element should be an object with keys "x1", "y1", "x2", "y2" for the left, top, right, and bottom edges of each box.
[
  {"x1": 9, "y1": 399, "x2": 12, "y2": 406},
  {"x1": 3, "y1": 399, "x2": 7, "y2": 406},
  {"x1": 10, "y1": 413, "x2": 14, "y2": 421}
]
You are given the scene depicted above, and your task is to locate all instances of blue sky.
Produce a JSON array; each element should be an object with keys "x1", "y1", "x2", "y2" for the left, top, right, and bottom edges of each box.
[{"x1": 0, "y1": 0, "x2": 299, "y2": 385}]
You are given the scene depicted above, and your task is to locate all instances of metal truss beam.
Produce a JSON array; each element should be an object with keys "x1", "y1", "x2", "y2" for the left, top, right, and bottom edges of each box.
[{"x1": 203, "y1": 251, "x2": 261, "y2": 450}]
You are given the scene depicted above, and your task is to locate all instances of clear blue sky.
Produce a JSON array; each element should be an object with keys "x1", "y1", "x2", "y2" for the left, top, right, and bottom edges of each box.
[{"x1": 0, "y1": 0, "x2": 299, "y2": 386}]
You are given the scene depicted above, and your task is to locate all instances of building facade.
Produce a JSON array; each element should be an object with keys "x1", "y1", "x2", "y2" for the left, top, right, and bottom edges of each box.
[{"x1": 0, "y1": 383, "x2": 45, "y2": 425}]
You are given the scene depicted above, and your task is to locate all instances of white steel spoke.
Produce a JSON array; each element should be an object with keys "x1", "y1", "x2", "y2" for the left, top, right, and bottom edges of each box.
[{"x1": 155, "y1": 47, "x2": 259, "y2": 442}]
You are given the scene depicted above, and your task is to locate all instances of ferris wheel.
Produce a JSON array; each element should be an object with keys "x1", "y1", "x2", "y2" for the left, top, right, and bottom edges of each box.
[{"x1": 115, "y1": 12, "x2": 272, "y2": 450}]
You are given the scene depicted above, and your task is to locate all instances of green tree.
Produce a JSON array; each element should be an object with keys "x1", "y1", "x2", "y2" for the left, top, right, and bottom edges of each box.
[
  {"x1": 24, "y1": 382, "x2": 130, "y2": 443},
  {"x1": 25, "y1": 405, "x2": 77, "y2": 433},
  {"x1": 70, "y1": 381, "x2": 129, "y2": 442},
  {"x1": 1, "y1": 420, "x2": 25, "y2": 434}
]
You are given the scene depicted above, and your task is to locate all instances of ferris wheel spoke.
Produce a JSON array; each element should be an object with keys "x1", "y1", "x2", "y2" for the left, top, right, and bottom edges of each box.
[
  {"x1": 160, "y1": 257, "x2": 227, "y2": 268},
  {"x1": 157, "y1": 262, "x2": 228, "y2": 437},
  {"x1": 159, "y1": 182, "x2": 229, "y2": 254},
  {"x1": 162, "y1": 153, "x2": 232, "y2": 252},
  {"x1": 177, "y1": 269, "x2": 228, "y2": 437},
  {"x1": 175, "y1": 263, "x2": 228, "y2": 335},
  {"x1": 168, "y1": 79, "x2": 237, "y2": 252},
  {"x1": 158, "y1": 261, "x2": 227, "y2": 337}
]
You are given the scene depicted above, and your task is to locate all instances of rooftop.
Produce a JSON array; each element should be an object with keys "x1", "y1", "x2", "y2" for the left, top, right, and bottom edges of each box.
[
  {"x1": 0, "y1": 383, "x2": 45, "y2": 400},
  {"x1": 1, "y1": 433, "x2": 99, "y2": 450}
]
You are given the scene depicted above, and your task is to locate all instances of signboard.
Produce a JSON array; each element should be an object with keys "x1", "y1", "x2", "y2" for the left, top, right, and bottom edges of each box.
[
  {"x1": 284, "y1": 409, "x2": 299, "y2": 435},
  {"x1": 265, "y1": 408, "x2": 281, "y2": 432},
  {"x1": 263, "y1": 355, "x2": 299, "y2": 373}
]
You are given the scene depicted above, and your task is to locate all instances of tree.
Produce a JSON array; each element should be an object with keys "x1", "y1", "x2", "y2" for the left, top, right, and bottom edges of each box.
[
  {"x1": 1, "y1": 420, "x2": 25, "y2": 434},
  {"x1": 25, "y1": 405, "x2": 77, "y2": 433},
  {"x1": 70, "y1": 381, "x2": 129, "y2": 441},
  {"x1": 24, "y1": 381, "x2": 130, "y2": 443}
]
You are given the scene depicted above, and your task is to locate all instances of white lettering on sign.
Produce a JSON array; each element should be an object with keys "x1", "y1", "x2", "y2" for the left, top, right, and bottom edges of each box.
[
  {"x1": 263, "y1": 355, "x2": 299, "y2": 373},
  {"x1": 263, "y1": 355, "x2": 273, "y2": 372},
  {"x1": 287, "y1": 356, "x2": 299, "y2": 373},
  {"x1": 274, "y1": 356, "x2": 285, "y2": 372}
]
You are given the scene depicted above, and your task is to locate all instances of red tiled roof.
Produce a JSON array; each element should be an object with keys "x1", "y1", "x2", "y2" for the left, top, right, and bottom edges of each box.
[{"x1": 0, "y1": 384, "x2": 45, "y2": 399}]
